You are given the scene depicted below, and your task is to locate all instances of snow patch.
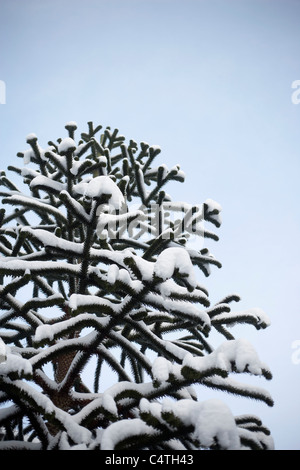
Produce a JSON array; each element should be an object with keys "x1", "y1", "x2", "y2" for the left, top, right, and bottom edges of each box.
[
  {"x1": 101, "y1": 418, "x2": 157, "y2": 450},
  {"x1": 107, "y1": 264, "x2": 119, "y2": 284},
  {"x1": 102, "y1": 393, "x2": 118, "y2": 416},
  {"x1": 65, "y1": 121, "x2": 77, "y2": 128},
  {"x1": 140, "y1": 397, "x2": 240, "y2": 450},
  {"x1": 152, "y1": 356, "x2": 174, "y2": 382},
  {"x1": 183, "y1": 338, "x2": 269, "y2": 377},
  {"x1": 26, "y1": 133, "x2": 37, "y2": 142},
  {"x1": 0, "y1": 351, "x2": 32, "y2": 377},
  {"x1": 30, "y1": 175, "x2": 66, "y2": 193},
  {"x1": 205, "y1": 198, "x2": 222, "y2": 213}
]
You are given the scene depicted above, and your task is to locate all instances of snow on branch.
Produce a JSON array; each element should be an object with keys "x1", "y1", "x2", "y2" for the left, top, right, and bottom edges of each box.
[
  {"x1": 181, "y1": 338, "x2": 272, "y2": 380},
  {"x1": 0, "y1": 121, "x2": 273, "y2": 449},
  {"x1": 211, "y1": 307, "x2": 271, "y2": 330},
  {"x1": 101, "y1": 418, "x2": 158, "y2": 450},
  {"x1": 2, "y1": 194, "x2": 68, "y2": 224},
  {"x1": 0, "y1": 348, "x2": 32, "y2": 378},
  {"x1": 34, "y1": 313, "x2": 110, "y2": 344},
  {"x1": 0, "y1": 338, "x2": 6, "y2": 363},
  {"x1": 0, "y1": 375, "x2": 92, "y2": 445},
  {"x1": 153, "y1": 247, "x2": 197, "y2": 290},
  {"x1": 140, "y1": 397, "x2": 240, "y2": 450},
  {"x1": 74, "y1": 175, "x2": 125, "y2": 209},
  {"x1": 202, "y1": 375, "x2": 274, "y2": 407}
]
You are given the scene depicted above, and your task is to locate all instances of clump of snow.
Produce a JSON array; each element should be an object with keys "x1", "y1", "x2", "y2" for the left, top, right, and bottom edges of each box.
[
  {"x1": 74, "y1": 176, "x2": 125, "y2": 209},
  {"x1": 65, "y1": 121, "x2": 77, "y2": 128},
  {"x1": 182, "y1": 338, "x2": 270, "y2": 377},
  {"x1": 166, "y1": 398, "x2": 240, "y2": 449},
  {"x1": 0, "y1": 338, "x2": 6, "y2": 363},
  {"x1": 34, "y1": 324, "x2": 57, "y2": 343},
  {"x1": 205, "y1": 198, "x2": 222, "y2": 213},
  {"x1": 34, "y1": 314, "x2": 110, "y2": 344},
  {"x1": 23, "y1": 149, "x2": 34, "y2": 165},
  {"x1": 140, "y1": 397, "x2": 240, "y2": 450},
  {"x1": 152, "y1": 356, "x2": 175, "y2": 382},
  {"x1": 101, "y1": 418, "x2": 157, "y2": 450},
  {"x1": 107, "y1": 264, "x2": 119, "y2": 284},
  {"x1": 0, "y1": 351, "x2": 32, "y2": 377},
  {"x1": 58, "y1": 138, "x2": 77, "y2": 154},
  {"x1": 68, "y1": 294, "x2": 117, "y2": 313},
  {"x1": 26, "y1": 133, "x2": 37, "y2": 143},
  {"x1": 213, "y1": 307, "x2": 271, "y2": 329},
  {"x1": 30, "y1": 174, "x2": 66, "y2": 193},
  {"x1": 154, "y1": 247, "x2": 196, "y2": 289},
  {"x1": 205, "y1": 198, "x2": 222, "y2": 225},
  {"x1": 102, "y1": 393, "x2": 118, "y2": 416}
]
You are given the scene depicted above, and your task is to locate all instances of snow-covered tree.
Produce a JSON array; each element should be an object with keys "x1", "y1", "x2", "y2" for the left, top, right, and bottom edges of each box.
[{"x1": 0, "y1": 121, "x2": 273, "y2": 450}]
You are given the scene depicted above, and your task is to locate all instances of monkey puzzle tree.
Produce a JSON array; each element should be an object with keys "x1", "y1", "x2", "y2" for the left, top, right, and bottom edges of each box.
[{"x1": 0, "y1": 121, "x2": 273, "y2": 450}]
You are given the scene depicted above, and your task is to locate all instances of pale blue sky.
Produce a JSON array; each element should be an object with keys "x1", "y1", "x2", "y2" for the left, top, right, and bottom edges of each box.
[{"x1": 1, "y1": 0, "x2": 300, "y2": 449}]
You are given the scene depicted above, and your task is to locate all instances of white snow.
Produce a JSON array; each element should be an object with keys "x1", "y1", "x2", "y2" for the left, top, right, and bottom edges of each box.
[
  {"x1": 23, "y1": 149, "x2": 34, "y2": 165},
  {"x1": 34, "y1": 314, "x2": 110, "y2": 344},
  {"x1": 152, "y1": 356, "x2": 174, "y2": 382},
  {"x1": 58, "y1": 137, "x2": 77, "y2": 153},
  {"x1": 213, "y1": 307, "x2": 271, "y2": 329},
  {"x1": 205, "y1": 198, "x2": 222, "y2": 214},
  {"x1": 101, "y1": 418, "x2": 157, "y2": 450},
  {"x1": 167, "y1": 398, "x2": 240, "y2": 449},
  {"x1": 69, "y1": 294, "x2": 118, "y2": 314},
  {"x1": 30, "y1": 174, "x2": 66, "y2": 193},
  {"x1": 144, "y1": 291, "x2": 210, "y2": 327},
  {"x1": 3, "y1": 193, "x2": 68, "y2": 224},
  {"x1": 74, "y1": 176, "x2": 125, "y2": 209},
  {"x1": 21, "y1": 227, "x2": 83, "y2": 253},
  {"x1": 0, "y1": 351, "x2": 32, "y2": 377},
  {"x1": 205, "y1": 198, "x2": 222, "y2": 224},
  {"x1": 65, "y1": 121, "x2": 77, "y2": 128},
  {"x1": 102, "y1": 393, "x2": 118, "y2": 416},
  {"x1": 0, "y1": 125, "x2": 273, "y2": 451},
  {"x1": 157, "y1": 278, "x2": 208, "y2": 304},
  {"x1": 26, "y1": 133, "x2": 37, "y2": 142},
  {"x1": 0, "y1": 338, "x2": 7, "y2": 363},
  {"x1": 182, "y1": 338, "x2": 270, "y2": 377},
  {"x1": 139, "y1": 397, "x2": 240, "y2": 450},
  {"x1": 2, "y1": 378, "x2": 92, "y2": 445},
  {"x1": 107, "y1": 264, "x2": 119, "y2": 284},
  {"x1": 0, "y1": 259, "x2": 80, "y2": 279},
  {"x1": 162, "y1": 340, "x2": 190, "y2": 361},
  {"x1": 21, "y1": 167, "x2": 41, "y2": 179},
  {"x1": 140, "y1": 398, "x2": 240, "y2": 450}
]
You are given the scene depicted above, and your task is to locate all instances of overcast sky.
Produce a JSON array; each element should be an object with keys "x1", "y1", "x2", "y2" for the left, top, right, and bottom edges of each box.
[{"x1": 1, "y1": 0, "x2": 300, "y2": 450}]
